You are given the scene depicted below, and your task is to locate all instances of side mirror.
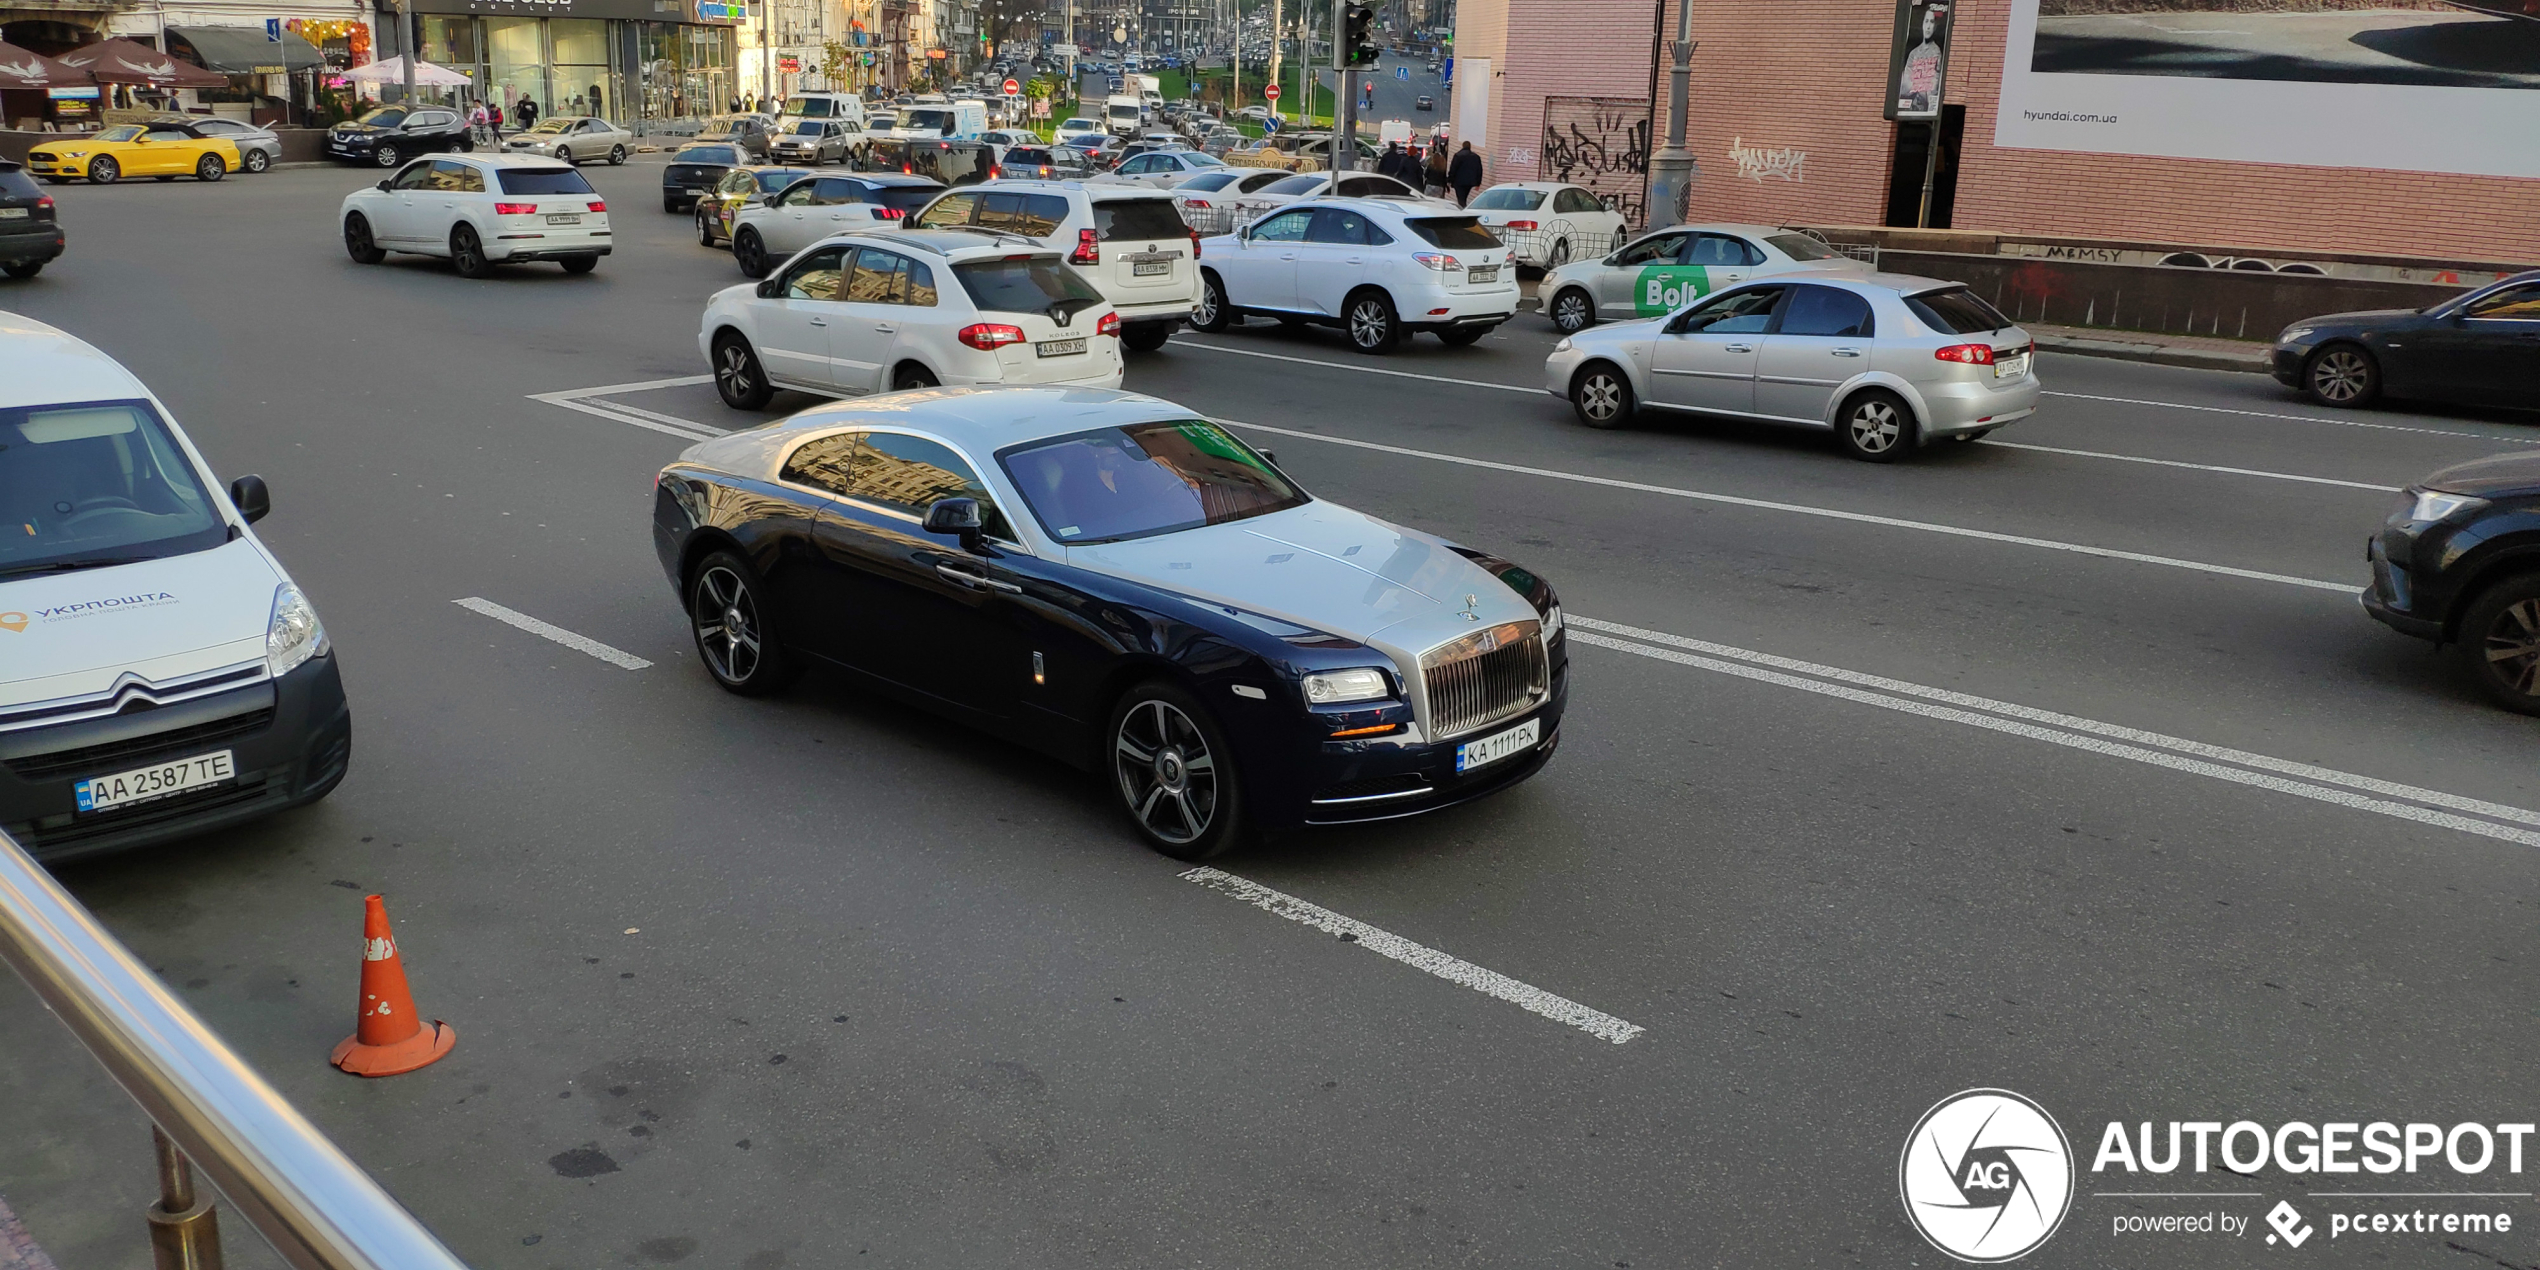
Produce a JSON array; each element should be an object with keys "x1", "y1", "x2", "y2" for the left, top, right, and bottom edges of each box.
[
  {"x1": 755, "y1": 277, "x2": 781, "y2": 298},
  {"x1": 229, "y1": 474, "x2": 270, "y2": 524},
  {"x1": 376, "y1": 179, "x2": 392, "y2": 191},
  {"x1": 923, "y1": 496, "x2": 984, "y2": 546}
]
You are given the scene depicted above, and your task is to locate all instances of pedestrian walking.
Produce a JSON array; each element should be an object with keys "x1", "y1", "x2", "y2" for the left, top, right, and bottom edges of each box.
[
  {"x1": 516, "y1": 97, "x2": 539, "y2": 130},
  {"x1": 1423, "y1": 139, "x2": 1449, "y2": 197},
  {"x1": 468, "y1": 100, "x2": 489, "y2": 146},
  {"x1": 1448, "y1": 140, "x2": 1482, "y2": 208}
]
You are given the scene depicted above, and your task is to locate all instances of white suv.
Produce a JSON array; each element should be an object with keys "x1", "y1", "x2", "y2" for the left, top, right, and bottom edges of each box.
[
  {"x1": 909, "y1": 180, "x2": 1197, "y2": 353},
  {"x1": 1192, "y1": 197, "x2": 1518, "y2": 353},
  {"x1": 727, "y1": 173, "x2": 947, "y2": 278},
  {"x1": 340, "y1": 154, "x2": 610, "y2": 277},
  {"x1": 701, "y1": 228, "x2": 1125, "y2": 408}
]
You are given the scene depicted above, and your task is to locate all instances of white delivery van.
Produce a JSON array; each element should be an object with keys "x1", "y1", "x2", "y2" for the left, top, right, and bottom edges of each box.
[
  {"x1": 0, "y1": 312, "x2": 350, "y2": 863},
  {"x1": 892, "y1": 100, "x2": 988, "y2": 140},
  {"x1": 776, "y1": 91, "x2": 869, "y2": 132},
  {"x1": 1103, "y1": 94, "x2": 1145, "y2": 136},
  {"x1": 1131, "y1": 73, "x2": 1163, "y2": 117}
]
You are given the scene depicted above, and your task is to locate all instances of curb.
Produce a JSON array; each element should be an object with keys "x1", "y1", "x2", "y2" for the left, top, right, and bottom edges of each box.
[{"x1": 2031, "y1": 333, "x2": 2270, "y2": 375}]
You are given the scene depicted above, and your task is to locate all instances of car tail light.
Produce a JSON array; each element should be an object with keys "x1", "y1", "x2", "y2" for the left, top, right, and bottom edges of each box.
[
  {"x1": 1071, "y1": 227, "x2": 1099, "y2": 265},
  {"x1": 494, "y1": 202, "x2": 536, "y2": 215},
  {"x1": 1097, "y1": 312, "x2": 1122, "y2": 337},
  {"x1": 1410, "y1": 252, "x2": 1456, "y2": 271},
  {"x1": 1505, "y1": 219, "x2": 1537, "y2": 231},
  {"x1": 1185, "y1": 197, "x2": 1211, "y2": 208},
  {"x1": 874, "y1": 206, "x2": 906, "y2": 219},
  {"x1": 1934, "y1": 343, "x2": 1996, "y2": 365},
  {"x1": 957, "y1": 322, "x2": 1028, "y2": 350},
  {"x1": 586, "y1": 200, "x2": 606, "y2": 213},
  {"x1": 1189, "y1": 227, "x2": 1201, "y2": 259},
  {"x1": 35, "y1": 196, "x2": 51, "y2": 211}
]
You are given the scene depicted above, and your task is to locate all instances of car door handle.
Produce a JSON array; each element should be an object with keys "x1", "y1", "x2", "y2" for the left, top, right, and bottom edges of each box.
[
  {"x1": 874, "y1": 322, "x2": 897, "y2": 333},
  {"x1": 1724, "y1": 343, "x2": 1756, "y2": 353},
  {"x1": 809, "y1": 318, "x2": 828, "y2": 326},
  {"x1": 1344, "y1": 256, "x2": 1363, "y2": 264},
  {"x1": 1279, "y1": 252, "x2": 1297, "y2": 260},
  {"x1": 1831, "y1": 347, "x2": 1863, "y2": 357},
  {"x1": 936, "y1": 564, "x2": 984, "y2": 588}
]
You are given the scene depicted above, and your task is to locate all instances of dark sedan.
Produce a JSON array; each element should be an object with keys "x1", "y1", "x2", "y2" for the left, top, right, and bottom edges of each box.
[
  {"x1": 650, "y1": 388, "x2": 1566, "y2": 858},
  {"x1": 662, "y1": 143, "x2": 746, "y2": 213},
  {"x1": 0, "y1": 160, "x2": 63, "y2": 279},
  {"x1": 2364, "y1": 451, "x2": 2540, "y2": 712},
  {"x1": 2274, "y1": 270, "x2": 2540, "y2": 410}
]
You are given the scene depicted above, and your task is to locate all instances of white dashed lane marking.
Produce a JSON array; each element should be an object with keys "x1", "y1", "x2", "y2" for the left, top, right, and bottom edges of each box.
[{"x1": 453, "y1": 598, "x2": 654, "y2": 670}]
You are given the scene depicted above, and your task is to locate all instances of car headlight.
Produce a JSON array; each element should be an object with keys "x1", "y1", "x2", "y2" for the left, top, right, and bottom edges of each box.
[
  {"x1": 267, "y1": 583, "x2": 328, "y2": 677},
  {"x1": 1553, "y1": 337, "x2": 1572, "y2": 353},
  {"x1": 1543, "y1": 603, "x2": 1564, "y2": 640},
  {"x1": 2408, "y1": 489, "x2": 2485, "y2": 523},
  {"x1": 1301, "y1": 667, "x2": 1392, "y2": 704},
  {"x1": 61, "y1": 150, "x2": 84, "y2": 158},
  {"x1": 2279, "y1": 326, "x2": 2316, "y2": 343}
]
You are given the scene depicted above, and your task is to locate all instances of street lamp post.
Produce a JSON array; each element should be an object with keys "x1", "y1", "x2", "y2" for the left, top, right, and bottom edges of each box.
[{"x1": 1642, "y1": 0, "x2": 1696, "y2": 230}]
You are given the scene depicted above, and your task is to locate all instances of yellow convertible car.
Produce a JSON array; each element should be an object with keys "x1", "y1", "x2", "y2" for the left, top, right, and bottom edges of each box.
[{"x1": 26, "y1": 120, "x2": 241, "y2": 185}]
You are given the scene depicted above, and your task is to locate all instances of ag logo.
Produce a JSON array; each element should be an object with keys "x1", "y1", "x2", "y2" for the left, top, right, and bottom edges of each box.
[{"x1": 1899, "y1": 1088, "x2": 2074, "y2": 1262}]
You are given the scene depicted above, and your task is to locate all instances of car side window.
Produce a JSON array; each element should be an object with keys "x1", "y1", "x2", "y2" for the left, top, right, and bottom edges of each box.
[
  {"x1": 1307, "y1": 207, "x2": 1376, "y2": 245},
  {"x1": 1685, "y1": 234, "x2": 1757, "y2": 267},
  {"x1": 1250, "y1": 209, "x2": 1313, "y2": 242},
  {"x1": 780, "y1": 245, "x2": 848, "y2": 301},
  {"x1": 1777, "y1": 285, "x2": 1875, "y2": 338},
  {"x1": 848, "y1": 432, "x2": 1014, "y2": 539},
  {"x1": 775, "y1": 181, "x2": 818, "y2": 207},
  {"x1": 904, "y1": 258, "x2": 938, "y2": 307},
  {"x1": 390, "y1": 160, "x2": 435, "y2": 190},
  {"x1": 427, "y1": 159, "x2": 472, "y2": 191},
  {"x1": 2465, "y1": 284, "x2": 2540, "y2": 320},
  {"x1": 812, "y1": 177, "x2": 862, "y2": 205},
  {"x1": 845, "y1": 247, "x2": 908, "y2": 304},
  {"x1": 980, "y1": 192, "x2": 1066, "y2": 236},
  {"x1": 1673, "y1": 286, "x2": 1785, "y2": 335},
  {"x1": 1614, "y1": 232, "x2": 1684, "y2": 266},
  {"x1": 916, "y1": 191, "x2": 978, "y2": 227},
  {"x1": 780, "y1": 431, "x2": 863, "y2": 496}
]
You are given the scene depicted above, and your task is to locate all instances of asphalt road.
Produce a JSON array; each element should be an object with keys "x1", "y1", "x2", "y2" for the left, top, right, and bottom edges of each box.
[{"x1": 3, "y1": 159, "x2": 2539, "y2": 1270}]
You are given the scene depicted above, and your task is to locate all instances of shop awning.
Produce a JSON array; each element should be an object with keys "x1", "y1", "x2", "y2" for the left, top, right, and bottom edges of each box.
[
  {"x1": 165, "y1": 26, "x2": 324, "y2": 75},
  {"x1": 55, "y1": 39, "x2": 228, "y2": 88},
  {"x1": 0, "y1": 40, "x2": 90, "y2": 89}
]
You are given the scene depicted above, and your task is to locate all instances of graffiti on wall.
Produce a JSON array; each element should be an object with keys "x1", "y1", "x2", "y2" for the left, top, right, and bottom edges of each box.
[
  {"x1": 1728, "y1": 136, "x2": 1806, "y2": 183},
  {"x1": 1539, "y1": 96, "x2": 1652, "y2": 226}
]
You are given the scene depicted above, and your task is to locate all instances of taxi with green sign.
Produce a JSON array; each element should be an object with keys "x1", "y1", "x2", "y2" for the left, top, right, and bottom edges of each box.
[{"x1": 1539, "y1": 223, "x2": 1866, "y2": 334}]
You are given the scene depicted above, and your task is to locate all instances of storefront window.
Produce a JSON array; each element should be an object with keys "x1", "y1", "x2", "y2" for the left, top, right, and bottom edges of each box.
[
  {"x1": 486, "y1": 16, "x2": 546, "y2": 116},
  {"x1": 682, "y1": 24, "x2": 732, "y2": 118},
  {"x1": 549, "y1": 18, "x2": 609, "y2": 117}
]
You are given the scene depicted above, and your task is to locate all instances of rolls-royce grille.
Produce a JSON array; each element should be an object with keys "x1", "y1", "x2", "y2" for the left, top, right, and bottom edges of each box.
[{"x1": 1420, "y1": 620, "x2": 1547, "y2": 739}]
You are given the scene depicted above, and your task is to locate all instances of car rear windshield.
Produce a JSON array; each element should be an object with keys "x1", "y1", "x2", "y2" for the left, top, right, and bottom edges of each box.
[
  {"x1": 1261, "y1": 173, "x2": 1323, "y2": 196},
  {"x1": 954, "y1": 256, "x2": 1106, "y2": 322},
  {"x1": 0, "y1": 400, "x2": 225, "y2": 577},
  {"x1": 904, "y1": 108, "x2": 953, "y2": 133},
  {"x1": 1405, "y1": 217, "x2": 1500, "y2": 249},
  {"x1": 0, "y1": 165, "x2": 38, "y2": 200},
  {"x1": 1005, "y1": 146, "x2": 1054, "y2": 165},
  {"x1": 1094, "y1": 198, "x2": 1187, "y2": 241},
  {"x1": 1906, "y1": 287, "x2": 2015, "y2": 335},
  {"x1": 674, "y1": 146, "x2": 738, "y2": 165},
  {"x1": 496, "y1": 167, "x2": 596, "y2": 195},
  {"x1": 870, "y1": 181, "x2": 948, "y2": 215},
  {"x1": 782, "y1": 96, "x2": 839, "y2": 117},
  {"x1": 1766, "y1": 232, "x2": 1842, "y2": 262},
  {"x1": 998, "y1": 420, "x2": 1306, "y2": 545},
  {"x1": 1467, "y1": 188, "x2": 1544, "y2": 211}
]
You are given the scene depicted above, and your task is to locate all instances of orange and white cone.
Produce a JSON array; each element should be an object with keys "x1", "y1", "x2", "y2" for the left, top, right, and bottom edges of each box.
[{"x1": 328, "y1": 894, "x2": 456, "y2": 1077}]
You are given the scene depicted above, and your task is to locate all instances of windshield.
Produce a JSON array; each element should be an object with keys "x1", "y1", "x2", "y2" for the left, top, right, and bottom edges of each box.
[
  {"x1": 354, "y1": 106, "x2": 409, "y2": 127},
  {"x1": 1907, "y1": 288, "x2": 2015, "y2": 334},
  {"x1": 905, "y1": 108, "x2": 953, "y2": 132},
  {"x1": 1107, "y1": 104, "x2": 1141, "y2": 119},
  {"x1": 1406, "y1": 217, "x2": 1500, "y2": 249},
  {"x1": 955, "y1": 256, "x2": 1105, "y2": 323},
  {"x1": 674, "y1": 146, "x2": 738, "y2": 165},
  {"x1": 998, "y1": 420, "x2": 1307, "y2": 546},
  {"x1": 95, "y1": 125, "x2": 142, "y2": 143},
  {"x1": 528, "y1": 118, "x2": 572, "y2": 133},
  {"x1": 1094, "y1": 199, "x2": 1187, "y2": 241},
  {"x1": 1467, "y1": 188, "x2": 1543, "y2": 211},
  {"x1": 782, "y1": 96, "x2": 837, "y2": 117},
  {"x1": 1262, "y1": 174, "x2": 1323, "y2": 195},
  {"x1": 1060, "y1": 118, "x2": 1098, "y2": 130},
  {"x1": 495, "y1": 167, "x2": 596, "y2": 195},
  {"x1": 1767, "y1": 232, "x2": 1842, "y2": 261},
  {"x1": 0, "y1": 400, "x2": 225, "y2": 576}
]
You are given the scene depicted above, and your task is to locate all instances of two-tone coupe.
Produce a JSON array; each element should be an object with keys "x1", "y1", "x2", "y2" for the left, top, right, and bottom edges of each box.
[{"x1": 651, "y1": 387, "x2": 1566, "y2": 857}]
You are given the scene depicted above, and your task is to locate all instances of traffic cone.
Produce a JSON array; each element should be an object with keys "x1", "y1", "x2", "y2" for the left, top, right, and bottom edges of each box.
[{"x1": 328, "y1": 894, "x2": 456, "y2": 1077}]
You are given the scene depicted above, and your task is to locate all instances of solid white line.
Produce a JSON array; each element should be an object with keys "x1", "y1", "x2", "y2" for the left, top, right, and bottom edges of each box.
[
  {"x1": 1220, "y1": 418, "x2": 2361, "y2": 593},
  {"x1": 1179, "y1": 866, "x2": 1645, "y2": 1044},
  {"x1": 549, "y1": 373, "x2": 716, "y2": 398},
  {"x1": 2042, "y1": 390, "x2": 2540, "y2": 446},
  {"x1": 1171, "y1": 337, "x2": 1544, "y2": 394},
  {"x1": 1572, "y1": 615, "x2": 2540, "y2": 831},
  {"x1": 1571, "y1": 630, "x2": 2540, "y2": 850},
  {"x1": 527, "y1": 391, "x2": 724, "y2": 441},
  {"x1": 452, "y1": 598, "x2": 653, "y2": 671},
  {"x1": 1975, "y1": 440, "x2": 2404, "y2": 492}
]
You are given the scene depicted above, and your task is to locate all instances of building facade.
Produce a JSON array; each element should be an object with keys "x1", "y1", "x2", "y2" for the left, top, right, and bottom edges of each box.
[
  {"x1": 385, "y1": 0, "x2": 742, "y2": 119},
  {"x1": 1453, "y1": 0, "x2": 2540, "y2": 265}
]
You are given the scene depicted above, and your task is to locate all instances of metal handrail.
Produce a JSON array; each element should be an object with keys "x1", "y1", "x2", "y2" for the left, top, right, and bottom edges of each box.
[{"x1": 0, "y1": 827, "x2": 471, "y2": 1270}]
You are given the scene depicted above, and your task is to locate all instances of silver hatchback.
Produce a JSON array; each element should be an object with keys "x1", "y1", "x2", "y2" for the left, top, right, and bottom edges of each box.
[{"x1": 1541, "y1": 272, "x2": 2040, "y2": 462}]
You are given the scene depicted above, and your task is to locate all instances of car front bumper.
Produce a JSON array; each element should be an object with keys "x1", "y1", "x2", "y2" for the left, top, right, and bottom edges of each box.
[
  {"x1": 0, "y1": 653, "x2": 351, "y2": 863},
  {"x1": 1242, "y1": 660, "x2": 1569, "y2": 829}
]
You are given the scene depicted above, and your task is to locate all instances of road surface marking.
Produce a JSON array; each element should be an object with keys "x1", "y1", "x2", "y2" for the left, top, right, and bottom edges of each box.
[
  {"x1": 2042, "y1": 390, "x2": 2540, "y2": 446},
  {"x1": 1570, "y1": 621, "x2": 2540, "y2": 849},
  {"x1": 1180, "y1": 866, "x2": 1645, "y2": 1044},
  {"x1": 453, "y1": 598, "x2": 653, "y2": 670},
  {"x1": 1975, "y1": 440, "x2": 2403, "y2": 492},
  {"x1": 1219, "y1": 417, "x2": 2360, "y2": 593},
  {"x1": 1171, "y1": 337, "x2": 1543, "y2": 394},
  {"x1": 529, "y1": 376, "x2": 727, "y2": 442}
]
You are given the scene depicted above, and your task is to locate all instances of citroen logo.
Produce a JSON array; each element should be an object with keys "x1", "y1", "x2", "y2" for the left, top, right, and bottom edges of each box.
[{"x1": 1459, "y1": 594, "x2": 1481, "y2": 622}]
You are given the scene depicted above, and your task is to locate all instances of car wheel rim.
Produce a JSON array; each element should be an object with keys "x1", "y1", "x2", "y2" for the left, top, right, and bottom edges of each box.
[
  {"x1": 346, "y1": 219, "x2": 370, "y2": 253},
  {"x1": 1350, "y1": 301, "x2": 1386, "y2": 347},
  {"x1": 456, "y1": 232, "x2": 481, "y2": 270},
  {"x1": 1193, "y1": 284, "x2": 1217, "y2": 325},
  {"x1": 376, "y1": 147, "x2": 396, "y2": 167},
  {"x1": 1850, "y1": 401, "x2": 1901, "y2": 452},
  {"x1": 2487, "y1": 600, "x2": 2540, "y2": 696},
  {"x1": 717, "y1": 343, "x2": 754, "y2": 398},
  {"x1": 2313, "y1": 351, "x2": 2366, "y2": 402},
  {"x1": 693, "y1": 566, "x2": 762, "y2": 683},
  {"x1": 1580, "y1": 374, "x2": 1621, "y2": 421},
  {"x1": 1114, "y1": 699, "x2": 1217, "y2": 846},
  {"x1": 1554, "y1": 293, "x2": 1588, "y2": 331},
  {"x1": 737, "y1": 234, "x2": 760, "y2": 271},
  {"x1": 92, "y1": 159, "x2": 114, "y2": 182},
  {"x1": 247, "y1": 152, "x2": 267, "y2": 172}
]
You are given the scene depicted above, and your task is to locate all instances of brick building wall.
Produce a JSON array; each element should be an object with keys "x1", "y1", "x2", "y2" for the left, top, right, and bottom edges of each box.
[{"x1": 1459, "y1": 0, "x2": 2540, "y2": 263}]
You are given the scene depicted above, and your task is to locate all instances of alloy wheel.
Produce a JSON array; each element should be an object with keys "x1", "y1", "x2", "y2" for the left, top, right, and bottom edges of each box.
[
  {"x1": 88, "y1": 156, "x2": 117, "y2": 184},
  {"x1": 1113, "y1": 699, "x2": 1219, "y2": 847},
  {"x1": 2485, "y1": 599, "x2": 2540, "y2": 697},
  {"x1": 1192, "y1": 280, "x2": 1217, "y2": 326},
  {"x1": 1552, "y1": 289, "x2": 1591, "y2": 333},
  {"x1": 245, "y1": 149, "x2": 269, "y2": 173},
  {"x1": 2311, "y1": 349, "x2": 2369, "y2": 403},
  {"x1": 1848, "y1": 399, "x2": 1903, "y2": 453},
  {"x1": 716, "y1": 340, "x2": 757, "y2": 401},
  {"x1": 1349, "y1": 298, "x2": 1389, "y2": 349},
  {"x1": 1577, "y1": 371, "x2": 1624, "y2": 424},
  {"x1": 692, "y1": 566, "x2": 763, "y2": 684},
  {"x1": 375, "y1": 144, "x2": 399, "y2": 168}
]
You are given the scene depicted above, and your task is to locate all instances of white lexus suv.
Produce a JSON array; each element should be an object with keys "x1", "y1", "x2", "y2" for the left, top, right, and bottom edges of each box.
[
  {"x1": 0, "y1": 311, "x2": 349, "y2": 862},
  {"x1": 700, "y1": 228, "x2": 1125, "y2": 409},
  {"x1": 1192, "y1": 197, "x2": 1519, "y2": 353},
  {"x1": 340, "y1": 153, "x2": 610, "y2": 277},
  {"x1": 909, "y1": 180, "x2": 1198, "y2": 352}
]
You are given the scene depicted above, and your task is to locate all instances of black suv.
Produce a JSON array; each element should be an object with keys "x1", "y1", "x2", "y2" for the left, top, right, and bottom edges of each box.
[
  {"x1": 0, "y1": 159, "x2": 63, "y2": 279},
  {"x1": 2366, "y1": 452, "x2": 2540, "y2": 712},
  {"x1": 326, "y1": 104, "x2": 473, "y2": 168}
]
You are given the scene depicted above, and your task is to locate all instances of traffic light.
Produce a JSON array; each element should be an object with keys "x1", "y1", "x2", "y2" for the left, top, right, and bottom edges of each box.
[{"x1": 1343, "y1": 4, "x2": 1379, "y2": 67}]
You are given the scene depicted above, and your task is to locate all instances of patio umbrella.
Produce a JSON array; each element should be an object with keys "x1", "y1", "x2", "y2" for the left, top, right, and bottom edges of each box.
[
  {"x1": 55, "y1": 38, "x2": 226, "y2": 89},
  {"x1": 0, "y1": 40, "x2": 90, "y2": 90},
  {"x1": 340, "y1": 57, "x2": 471, "y2": 88}
]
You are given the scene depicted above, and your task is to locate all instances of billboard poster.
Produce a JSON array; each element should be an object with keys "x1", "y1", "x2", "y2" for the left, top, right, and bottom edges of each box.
[
  {"x1": 1994, "y1": 0, "x2": 2540, "y2": 179},
  {"x1": 1885, "y1": 0, "x2": 1955, "y2": 121}
]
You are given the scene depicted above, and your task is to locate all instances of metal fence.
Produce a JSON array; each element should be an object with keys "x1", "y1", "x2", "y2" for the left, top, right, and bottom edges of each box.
[
  {"x1": 0, "y1": 826, "x2": 473, "y2": 1270},
  {"x1": 1491, "y1": 225, "x2": 1623, "y2": 268}
]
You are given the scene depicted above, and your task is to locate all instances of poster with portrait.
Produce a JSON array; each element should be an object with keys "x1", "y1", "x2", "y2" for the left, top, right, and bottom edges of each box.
[
  {"x1": 1993, "y1": 0, "x2": 2540, "y2": 179},
  {"x1": 1884, "y1": 0, "x2": 1955, "y2": 121}
]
